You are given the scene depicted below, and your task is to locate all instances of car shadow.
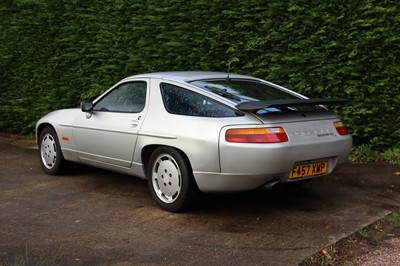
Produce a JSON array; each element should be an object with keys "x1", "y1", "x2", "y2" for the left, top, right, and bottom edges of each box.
[{"x1": 54, "y1": 163, "x2": 356, "y2": 215}]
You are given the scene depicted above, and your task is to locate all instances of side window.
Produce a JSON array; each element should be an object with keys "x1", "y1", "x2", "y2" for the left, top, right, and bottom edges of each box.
[
  {"x1": 160, "y1": 83, "x2": 239, "y2": 117},
  {"x1": 93, "y1": 82, "x2": 146, "y2": 113}
]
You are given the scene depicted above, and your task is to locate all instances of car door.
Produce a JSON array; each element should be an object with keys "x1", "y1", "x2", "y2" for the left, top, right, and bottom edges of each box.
[{"x1": 72, "y1": 80, "x2": 148, "y2": 168}]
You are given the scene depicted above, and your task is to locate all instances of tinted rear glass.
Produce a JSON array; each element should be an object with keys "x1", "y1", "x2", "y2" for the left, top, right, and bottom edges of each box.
[
  {"x1": 160, "y1": 83, "x2": 239, "y2": 117},
  {"x1": 190, "y1": 79, "x2": 322, "y2": 114}
]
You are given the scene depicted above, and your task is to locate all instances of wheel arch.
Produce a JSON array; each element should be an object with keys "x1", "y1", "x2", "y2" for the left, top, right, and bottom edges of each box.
[
  {"x1": 36, "y1": 123, "x2": 56, "y2": 143},
  {"x1": 141, "y1": 144, "x2": 194, "y2": 179},
  {"x1": 36, "y1": 122, "x2": 68, "y2": 160}
]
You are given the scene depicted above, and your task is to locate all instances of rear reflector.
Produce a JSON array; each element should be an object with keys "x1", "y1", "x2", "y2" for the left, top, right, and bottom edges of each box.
[
  {"x1": 226, "y1": 127, "x2": 288, "y2": 143},
  {"x1": 334, "y1": 121, "x2": 349, "y2": 135}
]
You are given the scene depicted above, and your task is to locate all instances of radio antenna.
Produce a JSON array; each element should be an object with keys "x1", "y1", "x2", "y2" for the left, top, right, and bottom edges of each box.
[{"x1": 226, "y1": 57, "x2": 239, "y2": 81}]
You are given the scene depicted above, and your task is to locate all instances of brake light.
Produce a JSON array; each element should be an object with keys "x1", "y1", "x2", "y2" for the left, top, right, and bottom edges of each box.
[
  {"x1": 334, "y1": 121, "x2": 349, "y2": 135},
  {"x1": 226, "y1": 127, "x2": 289, "y2": 143}
]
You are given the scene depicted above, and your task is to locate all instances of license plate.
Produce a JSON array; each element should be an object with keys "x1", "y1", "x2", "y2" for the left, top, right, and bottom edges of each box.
[{"x1": 289, "y1": 162, "x2": 328, "y2": 179}]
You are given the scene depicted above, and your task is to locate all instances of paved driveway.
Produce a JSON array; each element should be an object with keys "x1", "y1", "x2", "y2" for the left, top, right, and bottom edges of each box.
[{"x1": 0, "y1": 136, "x2": 399, "y2": 265}]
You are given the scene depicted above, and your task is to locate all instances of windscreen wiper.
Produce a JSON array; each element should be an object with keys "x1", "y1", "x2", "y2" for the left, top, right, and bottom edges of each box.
[
  {"x1": 205, "y1": 85, "x2": 241, "y2": 101},
  {"x1": 236, "y1": 98, "x2": 347, "y2": 111}
]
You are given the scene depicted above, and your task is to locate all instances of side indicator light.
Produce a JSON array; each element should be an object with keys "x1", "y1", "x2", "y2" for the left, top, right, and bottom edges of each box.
[
  {"x1": 334, "y1": 121, "x2": 349, "y2": 135},
  {"x1": 62, "y1": 137, "x2": 70, "y2": 141},
  {"x1": 226, "y1": 127, "x2": 289, "y2": 143}
]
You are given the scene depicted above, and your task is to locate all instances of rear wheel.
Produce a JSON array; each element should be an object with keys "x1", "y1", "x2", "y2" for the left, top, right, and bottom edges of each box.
[
  {"x1": 147, "y1": 147, "x2": 198, "y2": 212},
  {"x1": 39, "y1": 127, "x2": 66, "y2": 175}
]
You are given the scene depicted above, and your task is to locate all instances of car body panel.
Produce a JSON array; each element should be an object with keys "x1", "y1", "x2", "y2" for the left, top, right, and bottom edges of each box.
[
  {"x1": 36, "y1": 108, "x2": 81, "y2": 162},
  {"x1": 72, "y1": 111, "x2": 143, "y2": 168},
  {"x1": 36, "y1": 71, "x2": 352, "y2": 193},
  {"x1": 136, "y1": 78, "x2": 262, "y2": 175}
]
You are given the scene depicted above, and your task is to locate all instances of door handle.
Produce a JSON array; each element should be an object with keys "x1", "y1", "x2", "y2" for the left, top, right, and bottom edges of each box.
[{"x1": 130, "y1": 116, "x2": 141, "y2": 127}]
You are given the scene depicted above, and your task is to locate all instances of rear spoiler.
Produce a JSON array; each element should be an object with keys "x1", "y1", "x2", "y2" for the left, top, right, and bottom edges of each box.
[{"x1": 235, "y1": 98, "x2": 347, "y2": 111}]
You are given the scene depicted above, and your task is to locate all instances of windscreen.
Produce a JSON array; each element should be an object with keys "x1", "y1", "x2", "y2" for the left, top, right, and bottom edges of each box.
[{"x1": 189, "y1": 79, "x2": 323, "y2": 114}]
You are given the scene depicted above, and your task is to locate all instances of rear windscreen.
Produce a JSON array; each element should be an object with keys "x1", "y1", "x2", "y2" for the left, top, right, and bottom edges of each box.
[{"x1": 189, "y1": 79, "x2": 323, "y2": 114}]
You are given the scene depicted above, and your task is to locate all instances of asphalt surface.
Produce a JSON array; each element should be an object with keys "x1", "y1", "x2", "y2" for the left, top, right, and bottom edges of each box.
[{"x1": 0, "y1": 135, "x2": 399, "y2": 265}]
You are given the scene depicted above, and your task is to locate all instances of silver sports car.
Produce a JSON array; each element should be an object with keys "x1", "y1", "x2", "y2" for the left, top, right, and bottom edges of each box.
[{"x1": 36, "y1": 72, "x2": 352, "y2": 211}]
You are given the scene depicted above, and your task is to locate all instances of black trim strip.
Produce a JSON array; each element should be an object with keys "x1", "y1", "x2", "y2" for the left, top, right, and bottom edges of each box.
[{"x1": 235, "y1": 98, "x2": 347, "y2": 111}]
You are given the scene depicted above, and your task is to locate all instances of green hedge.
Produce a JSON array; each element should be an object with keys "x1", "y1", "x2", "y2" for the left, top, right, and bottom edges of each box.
[{"x1": 1, "y1": 0, "x2": 399, "y2": 149}]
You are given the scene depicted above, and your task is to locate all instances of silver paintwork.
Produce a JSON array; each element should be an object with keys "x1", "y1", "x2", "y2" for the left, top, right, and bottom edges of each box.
[{"x1": 36, "y1": 72, "x2": 352, "y2": 192}]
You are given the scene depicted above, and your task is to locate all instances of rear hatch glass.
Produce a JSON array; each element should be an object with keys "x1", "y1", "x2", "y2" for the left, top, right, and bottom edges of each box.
[{"x1": 189, "y1": 79, "x2": 324, "y2": 115}]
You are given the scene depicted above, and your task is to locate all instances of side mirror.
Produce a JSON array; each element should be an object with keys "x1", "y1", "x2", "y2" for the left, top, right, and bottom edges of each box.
[
  {"x1": 80, "y1": 101, "x2": 93, "y2": 119},
  {"x1": 80, "y1": 101, "x2": 93, "y2": 112}
]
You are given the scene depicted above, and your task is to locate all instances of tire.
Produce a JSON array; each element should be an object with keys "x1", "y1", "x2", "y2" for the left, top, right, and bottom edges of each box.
[
  {"x1": 147, "y1": 147, "x2": 199, "y2": 212},
  {"x1": 39, "y1": 127, "x2": 66, "y2": 175}
]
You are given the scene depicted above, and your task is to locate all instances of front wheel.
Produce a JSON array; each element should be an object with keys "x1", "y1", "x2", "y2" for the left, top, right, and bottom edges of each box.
[
  {"x1": 147, "y1": 147, "x2": 199, "y2": 212},
  {"x1": 39, "y1": 127, "x2": 66, "y2": 175}
]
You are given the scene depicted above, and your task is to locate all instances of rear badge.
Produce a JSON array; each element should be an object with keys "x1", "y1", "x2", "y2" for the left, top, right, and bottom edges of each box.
[{"x1": 289, "y1": 128, "x2": 337, "y2": 137}]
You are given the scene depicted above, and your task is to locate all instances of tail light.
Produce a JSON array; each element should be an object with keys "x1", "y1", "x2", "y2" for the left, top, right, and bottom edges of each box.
[
  {"x1": 226, "y1": 127, "x2": 288, "y2": 143},
  {"x1": 334, "y1": 121, "x2": 349, "y2": 135}
]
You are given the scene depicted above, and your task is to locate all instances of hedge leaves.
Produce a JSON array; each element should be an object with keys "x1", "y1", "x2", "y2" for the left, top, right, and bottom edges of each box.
[{"x1": 0, "y1": 0, "x2": 399, "y2": 149}]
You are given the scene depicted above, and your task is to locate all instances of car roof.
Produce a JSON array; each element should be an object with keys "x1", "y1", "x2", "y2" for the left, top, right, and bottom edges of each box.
[{"x1": 122, "y1": 71, "x2": 260, "y2": 83}]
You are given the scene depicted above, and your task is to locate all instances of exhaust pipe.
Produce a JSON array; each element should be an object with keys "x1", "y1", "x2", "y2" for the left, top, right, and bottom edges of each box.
[{"x1": 260, "y1": 180, "x2": 281, "y2": 190}]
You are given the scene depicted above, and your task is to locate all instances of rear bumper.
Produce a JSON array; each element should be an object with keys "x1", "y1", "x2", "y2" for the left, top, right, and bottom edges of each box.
[
  {"x1": 193, "y1": 135, "x2": 352, "y2": 192},
  {"x1": 194, "y1": 157, "x2": 346, "y2": 192}
]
